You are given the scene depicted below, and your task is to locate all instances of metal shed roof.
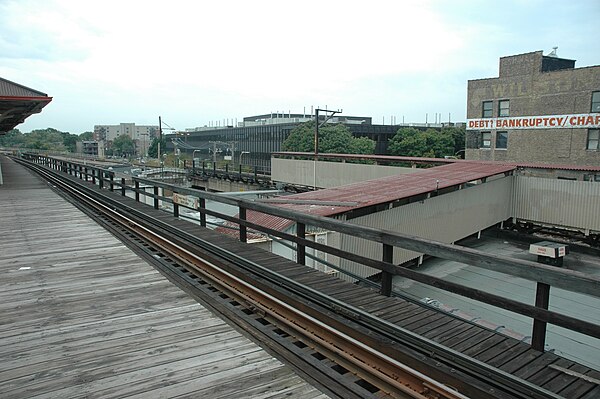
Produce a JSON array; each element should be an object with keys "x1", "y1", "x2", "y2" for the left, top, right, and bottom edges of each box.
[
  {"x1": 0, "y1": 77, "x2": 52, "y2": 134},
  {"x1": 220, "y1": 162, "x2": 516, "y2": 236}
]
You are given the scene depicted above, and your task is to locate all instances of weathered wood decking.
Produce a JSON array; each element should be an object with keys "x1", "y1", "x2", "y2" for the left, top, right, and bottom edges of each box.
[{"x1": 0, "y1": 156, "x2": 327, "y2": 399}]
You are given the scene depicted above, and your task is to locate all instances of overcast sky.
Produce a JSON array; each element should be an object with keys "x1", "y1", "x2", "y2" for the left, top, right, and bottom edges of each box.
[{"x1": 1, "y1": 0, "x2": 599, "y2": 134}]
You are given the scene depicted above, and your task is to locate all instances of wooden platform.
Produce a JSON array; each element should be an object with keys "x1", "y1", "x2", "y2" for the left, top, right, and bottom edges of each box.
[{"x1": 0, "y1": 156, "x2": 327, "y2": 399}]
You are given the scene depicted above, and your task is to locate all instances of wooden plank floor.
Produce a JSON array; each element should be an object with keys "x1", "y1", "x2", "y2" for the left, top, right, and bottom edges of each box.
[
  {"x1": 79, "y1": 163, "x2": 600, "y2": 398},
  {"x1": 0, "y1": 156, "x2": 327, "y2": 399}
]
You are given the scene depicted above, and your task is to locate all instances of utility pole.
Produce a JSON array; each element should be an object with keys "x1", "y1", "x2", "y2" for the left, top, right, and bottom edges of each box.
[
  {"x1": 313, "y1": 108, "x2": 342, "y2": 190},
  {"x1": 158, "y1": 116, "x2": 162, "y2": 163}
]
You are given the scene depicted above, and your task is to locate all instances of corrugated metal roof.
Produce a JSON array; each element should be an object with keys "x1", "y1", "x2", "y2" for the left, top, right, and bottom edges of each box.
[
  {"x1": 514, "y1": 162, "x2": 600, "y2": 172},
  {"x1": 0, "y1": 77, "x2": 52, "y2": 134},
  {"x1": 0, "y1": 77, "x2": 48, "y2": 97},
  {"x1": 218, "y1": 162, "x2": 515, "y2": 234}
]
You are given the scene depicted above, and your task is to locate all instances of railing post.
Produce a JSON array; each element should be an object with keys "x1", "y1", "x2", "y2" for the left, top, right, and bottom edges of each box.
[
  {"x1": 239, "y1": 206, "x2": 247, "y2": 243},
  {"x1": 109, "y1": 172, "x2": 114, "y2": 191},
  {"x1": 199, "y1": 198, "x2": 207, "y2": 227},
  {"x1": 297, "y1": 223, "x2": 306, "y2": 265},
  {"x1": 99, "y1": 171, "x2": 104, "y2": 189},
  {"x1": 153, "y1": 186, "x2": 159, "y2": 209},
  {"x1": 173, "y1": 192, "x2": 179, "y2": 218},
  {"x1": 254, "y1": 166, "x2": 258, "y2": 183},
  {"x1": 531, "y1": 282, "x2": 551, "y2": 351},
  {"x1": 92, "y1": 169, "x2": 96, "y2": 184},
  {"x1": 84, "y1": 167, "x2": 88, "y2": 181},
  {"x1": 121, "y1": 178, "x2": 126, "y2": 196},
  {"x1": 213, "y1": 161, "x2": 216, "y2": 176},
  {"x1": 381, "y1": 244, "x2": 394, "y2": 296},
  {"x1": 135, "y1": 181, "x2": 140, "y2": 202}
]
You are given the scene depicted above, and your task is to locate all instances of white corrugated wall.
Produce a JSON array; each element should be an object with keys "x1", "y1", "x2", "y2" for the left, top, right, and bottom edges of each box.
[
  {"x1": 339, "y1": 177, "x2": 514, "y2": 280},
  {"x1": 512, "y1": 176, "x2": 600, "y2": 233}
]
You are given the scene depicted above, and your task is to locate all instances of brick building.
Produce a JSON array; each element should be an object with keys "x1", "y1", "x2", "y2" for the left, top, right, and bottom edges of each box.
[{"x1": 465, "y1": 50, "x2": 600, "y2": 166}]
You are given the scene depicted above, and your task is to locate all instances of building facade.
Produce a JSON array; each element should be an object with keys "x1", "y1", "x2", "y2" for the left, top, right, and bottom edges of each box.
[
  {"x1": 76, "y1": 140, "x2": 105, "y2": 158},
  {"x1": 466, "y1": 50, "x2": 600, "y2": 166},
  {"x1": 93, "y1": 123, "x2": 159, "y2": 156},
  {"x1": 179, "y1": 113, "x2": 451, "y2": 173}
]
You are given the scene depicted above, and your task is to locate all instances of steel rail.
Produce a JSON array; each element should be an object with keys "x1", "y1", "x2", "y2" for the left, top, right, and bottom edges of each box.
[
  {"x1": 20, "y1": 158, "x2": 564, "y2": 398},
  {"x1": 25, "y1": 160, "x2": 468, "y2": 399}
]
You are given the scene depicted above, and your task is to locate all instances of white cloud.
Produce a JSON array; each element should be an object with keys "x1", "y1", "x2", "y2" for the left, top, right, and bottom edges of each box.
[{"x1": 0, "y1": 0, "x2": 598, "y2": 133}]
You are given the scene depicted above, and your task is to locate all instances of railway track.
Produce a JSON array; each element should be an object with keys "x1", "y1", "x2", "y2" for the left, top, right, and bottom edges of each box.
[{"x1": 18, "y1": 157, "x2": 570, "y2": 399}]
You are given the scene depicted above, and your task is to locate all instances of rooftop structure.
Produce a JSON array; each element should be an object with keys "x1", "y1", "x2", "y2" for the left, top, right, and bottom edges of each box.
[
  {"x1": 0, "y1": 77, "x2": 52, "y2": 134},
  {"x1": 466, "y1": 50, "x2": 600, "y2": 166}
]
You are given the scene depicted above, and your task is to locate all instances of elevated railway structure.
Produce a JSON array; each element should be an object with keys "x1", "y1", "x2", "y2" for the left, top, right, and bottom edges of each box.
[{"x1": 5, "y1": 153, "x2": 600, "y2": 398}]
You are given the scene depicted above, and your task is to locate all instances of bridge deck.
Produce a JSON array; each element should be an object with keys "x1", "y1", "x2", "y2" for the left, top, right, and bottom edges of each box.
[{"x1": 0, "y1": 156, "x2": 327, "y2": 399}]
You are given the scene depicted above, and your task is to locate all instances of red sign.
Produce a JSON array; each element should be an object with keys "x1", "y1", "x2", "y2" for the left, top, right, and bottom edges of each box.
[{"x1": 467, "y1": 113, "x2": 600, "y2": 130}]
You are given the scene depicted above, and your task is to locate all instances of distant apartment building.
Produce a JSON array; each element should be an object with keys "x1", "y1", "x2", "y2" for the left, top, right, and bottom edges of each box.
[
  {"x1": 466, "y1": 50, "x2": 600, "y2": 166},
  {"x1": 93, "y1": 123, "x2": 159, "y2": 156},
  {"x1": 76, "y1": 140, "x2": 105, "y2": 158}
]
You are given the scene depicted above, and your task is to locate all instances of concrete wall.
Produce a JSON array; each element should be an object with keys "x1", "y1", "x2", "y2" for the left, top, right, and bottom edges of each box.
[{"x1": 271, "y1": 158, "x2": 420, "y2": 188}]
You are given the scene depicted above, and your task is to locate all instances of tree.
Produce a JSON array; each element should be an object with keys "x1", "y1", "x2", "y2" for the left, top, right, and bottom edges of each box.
[
  {"x1": 147, "y1": 137, "x2": 167, "y2": 158},
  {"x1": 26, "y1": 128, "x2": 67, "y2": 151},
  {"x1": 112, "y1": 134, "x2": 135, "y2": 157},
  {"x1": 442, "y1": 126, "x2": 466, "y2": 156},
  {"x1": 282, "y1": 121, "x2": 375, "y2": 155},
  {"x1": 0, "y1": 129, "x2": 24, "y2": 147},
  {"x1": 388, "y1": 127, "x2": 463, "y2": 158},
  {"x1": 79, "y1": 131, "x2": 94, "y2": 140},
  {"x1": 61, "y1": 132, "x2": 79, "y2": 152}
]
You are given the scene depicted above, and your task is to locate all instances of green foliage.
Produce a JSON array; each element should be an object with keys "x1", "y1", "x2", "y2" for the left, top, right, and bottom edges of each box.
[
  {"x1": 0, "y1": 127, "x2": 85, "y2": 153},
  {"x1": 442, "y1": 126, "x2": 466, "y2": 156},
  {"x1": 147, "y1": 137, "x2": 167, "y2": 158},
  {"x1": 388, "y1": 126, "x2": 465, "y2": 158},
  {"x1": 112, "y1": 134, "x2": 135, "y2": 156},
  {"x1": 79, "y1": 131, "x2": 94, "y2": 140},
  {"x1": 0, "y1": 128, "x2": 67, "y2": 151},
  {"x1": 0, "y1": 129, "x2": 25, "y2": 147},
  {"x1": 282, "y1": 121, "x2": 375, "y2": 155},
  {"x1": 61, "y1": 132, "x2": 79, "y2": 152},
  {"x1": 350, "y1": 136, "x2": 376, "y2": 155}
]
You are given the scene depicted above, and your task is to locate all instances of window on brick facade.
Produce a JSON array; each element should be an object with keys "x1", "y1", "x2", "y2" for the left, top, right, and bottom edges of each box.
[
  {"x1": 481, "y1": 131, "x2": 491, "y2": 148},
  {"x1": 587, "y1": 129, "x2": 599, "y2": 150},
  {"x1": 592, "y1": 92, "x2": 600, "y2": 113},
  {"x1": 499, "y1": 100, "x2": 510, "y2": 117},
  {"x1": 482, "y1": 101, "x2": 493, "y2": 118},
  {"x1": 496, "y1": 131, "x2": 508, "y2": 149}
]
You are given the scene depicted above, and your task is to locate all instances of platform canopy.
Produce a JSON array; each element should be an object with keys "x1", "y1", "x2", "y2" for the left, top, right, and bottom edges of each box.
[{"x1": 0, "y1": 77, "x2": 52, "y2": 135}]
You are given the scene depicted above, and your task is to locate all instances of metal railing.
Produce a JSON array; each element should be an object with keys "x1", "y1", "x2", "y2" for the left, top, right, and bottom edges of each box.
[{"x1": 22, "y1": 153, "x2": 600, "y2": 352}]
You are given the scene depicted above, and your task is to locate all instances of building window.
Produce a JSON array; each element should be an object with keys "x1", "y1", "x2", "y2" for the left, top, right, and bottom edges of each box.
[
  {"x1": 482, "y1": 101, "x2": 493, "y2": 118},
  {"x1": 499, "y1": 100, "x2": 510, "y2": 117},
  {"x1": 481, "y1": 131, "x2": 491, "y2": 148},
  {"x1": 587, "y1": 129, "x2": 599, "y2": 150},
  {"x1": 496, "y1": 131, "x2": 508, "y2": 149},
  {"x1": 592, "y1": 92, "x2": 600, "y2": 113}
]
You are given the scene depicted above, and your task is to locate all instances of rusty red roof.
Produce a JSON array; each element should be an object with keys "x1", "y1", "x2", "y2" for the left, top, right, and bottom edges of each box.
[
  {"x1": 217, "y1": 162, "x2": 516, "y2": 236},
  {"x1": 513, "y1": 162, "x2": 600, "y2": 172}
]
